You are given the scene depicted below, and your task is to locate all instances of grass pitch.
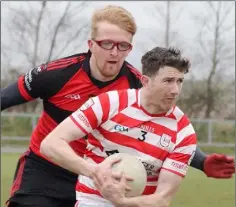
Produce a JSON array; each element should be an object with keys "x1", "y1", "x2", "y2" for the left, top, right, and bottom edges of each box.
[{"x1": 1, "y1": 153, "x2": 234, "y2": 207}]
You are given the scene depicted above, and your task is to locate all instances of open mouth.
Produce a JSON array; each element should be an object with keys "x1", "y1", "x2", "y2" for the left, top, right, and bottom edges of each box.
[{"x1": 107, "y1": 61, "x2": 118, "y2": 64}]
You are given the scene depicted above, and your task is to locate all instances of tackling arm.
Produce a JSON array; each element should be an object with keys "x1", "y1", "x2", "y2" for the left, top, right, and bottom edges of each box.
[
  {"x1": 1, "y1": 81, "x2": 28, "y2": 111},
  {"x1": 190, "y1": 146, "x2": 235, "y2": 178},
  {"x1": 189, "y1": 146, "x2": 205, "y2": 171},
  {"x1": 40, "y1": 94, "x2": 111, "y2": 177},
  {"x1": 40, "y1": 116, "x2": 95, "y2": 177}
]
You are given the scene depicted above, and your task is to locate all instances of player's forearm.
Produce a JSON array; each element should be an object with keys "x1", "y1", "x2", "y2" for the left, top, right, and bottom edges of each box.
[
  {"x1": 40, "y1": 137, "x2": 95, "y2": 178},
  {"x1": 190, "y1": 146, "x2": 206, "y2": 171},
  {"x1": 116, "y1": 194, "x2": 170, "y2": 207}
]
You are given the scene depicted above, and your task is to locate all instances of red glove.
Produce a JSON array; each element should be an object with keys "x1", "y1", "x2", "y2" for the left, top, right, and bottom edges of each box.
[{"x1": 203, "y1": 153, "x2": 235, "y2": 179}]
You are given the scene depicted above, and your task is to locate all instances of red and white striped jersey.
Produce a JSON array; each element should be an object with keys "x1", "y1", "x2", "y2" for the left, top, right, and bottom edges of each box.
[{"x1": 70, "y1": 89, "x2": 197, "y2": 204}]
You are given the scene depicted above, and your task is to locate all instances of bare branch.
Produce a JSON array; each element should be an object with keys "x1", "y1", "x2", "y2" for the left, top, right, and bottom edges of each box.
[
  {"x1": 47, "y1": 2, "x2": 71, "y2": 61},
  {"x1": 218, "y1": 4, "x2": 233, "y2": 28},
  {"x1": 153, "y1": 3, "x2": 166, "y2": 19},
  {"x1": 53, "y1": 21, "x2": 89, "y2": 59},
  {"x1": 33, "y1": 1, "x2": 47, "y2": 66},
  {"x1": 207, "y1": 1, "x2": 217, "y2": 15}
]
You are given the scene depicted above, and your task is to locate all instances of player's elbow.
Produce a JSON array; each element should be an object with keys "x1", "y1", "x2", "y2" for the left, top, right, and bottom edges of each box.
[
  {"x1": 40, "y1": 135, "x2": 56, "y2": 159},
  {"x1": 151, "y1": 193, "x2": 172, "y2": 207}
]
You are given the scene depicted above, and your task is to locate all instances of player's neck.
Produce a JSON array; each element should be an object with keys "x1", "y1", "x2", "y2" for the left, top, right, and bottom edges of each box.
[
  {"x1": 140, "y1": 88, "x2": 166, "y2": 115},
  {"x1": 89, "y1": 58, "x2": 117, "y2": 82}
]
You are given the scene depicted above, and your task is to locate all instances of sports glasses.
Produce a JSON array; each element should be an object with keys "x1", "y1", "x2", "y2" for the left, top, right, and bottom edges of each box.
[{"x1": 93, "y1": 39, "x2": 132, "y2": 51}]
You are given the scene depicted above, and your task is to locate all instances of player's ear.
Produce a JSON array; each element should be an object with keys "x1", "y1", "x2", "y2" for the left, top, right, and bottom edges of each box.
[
  {"x1": 141, "y1": 75, "x2": 150, "y2": 87},
  {"x1": 88, "y1": 40, "x2": 94, "y2": 52}
]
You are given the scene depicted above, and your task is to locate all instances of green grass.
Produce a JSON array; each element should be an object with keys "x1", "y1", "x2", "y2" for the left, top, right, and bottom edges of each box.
[
  {"x1": 1, "y1": 153, "x2": 235, "y2": 207},
  {"x1": 200, "y1": 146, "x2": 235, "y2": 155}
]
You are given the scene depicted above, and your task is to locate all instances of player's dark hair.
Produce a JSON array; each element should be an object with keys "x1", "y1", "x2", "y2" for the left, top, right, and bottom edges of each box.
[{"x1": 141, "y1": 47, "x2": 191, "y2": 77}]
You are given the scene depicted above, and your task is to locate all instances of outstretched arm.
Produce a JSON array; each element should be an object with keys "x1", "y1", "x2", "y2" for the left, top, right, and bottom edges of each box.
[
  {"x1": 190, "y1": 146, "x2": 235, "y2": 178},
  {"x1": 1, "y1": 81, "x2": 28, "y2": 111},
  {"x1": 189, "y1": 146, "x2": 205, "y2": 171}
]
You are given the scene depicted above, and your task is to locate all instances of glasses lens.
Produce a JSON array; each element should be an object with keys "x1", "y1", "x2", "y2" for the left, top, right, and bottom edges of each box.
[
  {"x1": 100, "y1": 40, "x2": 114, "y2": 50},
  {"x1": 118, "y1": 42, "x2": 131, "y2": 51}
]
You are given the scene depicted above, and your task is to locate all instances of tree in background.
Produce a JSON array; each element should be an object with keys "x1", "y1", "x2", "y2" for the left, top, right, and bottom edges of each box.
[
  {"x1": 179, "y1": 1, "x2": 235, "y2": 119},
  {"x1": 2, "y1": 1, "x2": 90, "y2": 76},
  {"x1": 1, "y1": 1, "x2": 91, "y2": 112},
  {"x1": 145, "y1": 1, "x2": 184, "y2": 48}
]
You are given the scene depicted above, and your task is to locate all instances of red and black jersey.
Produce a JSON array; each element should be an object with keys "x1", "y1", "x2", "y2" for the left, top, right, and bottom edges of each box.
[{"x1": 17, "y1": 50, "x2": 143, "y2": 161}]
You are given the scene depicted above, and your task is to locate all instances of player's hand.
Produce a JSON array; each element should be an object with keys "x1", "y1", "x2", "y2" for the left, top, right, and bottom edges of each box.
[
  {"x1": 92, "y1": 157, "x2": 133, "y2": 205},
  {"x1": 94, "y1": 171, "x2": 131, "y2": 206},
  {"x1": 203, "y1": 153, "x2": 235, "y2": 178}
]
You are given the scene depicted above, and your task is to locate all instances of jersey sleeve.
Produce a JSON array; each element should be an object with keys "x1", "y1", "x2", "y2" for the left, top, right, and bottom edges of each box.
[
  {"x1": 70, "y1": 92, "x2": 112, "y2": 135},
  {"x1": 17, "y1": 55, "x2": 79, "y2": 100},
  {"x1": 161, "y1": 115, "x2": 197, "y2": 177},
  {"x1": 1, "y1": 81, "x2": 28, "y2": 111},
  {"x1": 17, "y1": 64, "x2": 50, "y2": 100}
]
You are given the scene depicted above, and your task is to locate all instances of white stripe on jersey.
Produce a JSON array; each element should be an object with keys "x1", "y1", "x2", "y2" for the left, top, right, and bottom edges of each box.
[
  {"x1": 121, "y1": 106, "x2": 151, "y2": 121},
  {"x1": 72, "y1": 111, "x2": 93, "y2": 132},
  {"x1": 107, "y1": 91, "x2": 120, "y2": 119},
  {"x1": 101, "y1": 120, "x2": 175, "y2": 152},
  {"x1": 128, "y1": 89, "x2": 137, "y2": 106},
  {"x1": 91, "y1": 96, "x2": 103, "y2": 125},
  {"x1": 176, "y1": 124, "x2": 195, "y2": 145},
  {"x1": 76, "y1": 192, "x2": 113, "y2": 206},
  {"x1": 79, "y1": 174, "x2": 96, "y2": 189},
  {"x1": 162, "y1": 158, "x2": 189, "y2": 175},
  {"x1": 90, "y1": 129, "x2": 164, "y2": 171},
  {"x1": 172, "y1": 106, "x2": 184, "y2": 122},
  {"x1": 120, "y1": 107, "x2": 177, "y2": 131},
  {"x1": 147, "y1": 181, "x2": 158, "y2": 186},
  {"x1": 152, "y1": 117, "x2": 177, "y2": 131},
  {"x1": 173, "y1": 144, "x2": 196, "y2": 154}
]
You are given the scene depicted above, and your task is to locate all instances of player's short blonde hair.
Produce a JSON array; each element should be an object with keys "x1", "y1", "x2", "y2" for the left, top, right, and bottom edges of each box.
[{"x1": 91, "y1": 5, "x2": 137, "y2": 39}]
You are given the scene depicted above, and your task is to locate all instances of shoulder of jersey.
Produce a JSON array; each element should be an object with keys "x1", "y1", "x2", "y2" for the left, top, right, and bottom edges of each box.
[
  {"x1": 125, "y1": 61, "x2": 142, "y2": 79},
  {"x1": 171, "y1": 106, "x2": 187, "y2": 121},
  {"x1": 40, "y1": 52, "x2": 87, "y2": 72}
]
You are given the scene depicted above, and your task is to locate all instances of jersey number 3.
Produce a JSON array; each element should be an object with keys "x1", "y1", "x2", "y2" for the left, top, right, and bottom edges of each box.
[{"x1": 138, "y1": 130, "x2": 147, "y2": 141}]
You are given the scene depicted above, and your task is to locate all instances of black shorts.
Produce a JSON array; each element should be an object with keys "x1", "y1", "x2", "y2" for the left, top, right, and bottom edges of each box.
[{"x1": 6, "y1": 149, "x2": 78, "y2": 207}]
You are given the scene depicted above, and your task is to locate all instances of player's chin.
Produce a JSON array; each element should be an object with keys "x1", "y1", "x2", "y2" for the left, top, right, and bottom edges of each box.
[{"x1": 103, "y1": 69, "x2": 120, "y2": 78}]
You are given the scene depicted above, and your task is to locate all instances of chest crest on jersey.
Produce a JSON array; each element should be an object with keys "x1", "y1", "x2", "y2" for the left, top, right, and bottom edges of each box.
[{"x1": 160, "y1": 134, "x2": 172, "y2": 148}]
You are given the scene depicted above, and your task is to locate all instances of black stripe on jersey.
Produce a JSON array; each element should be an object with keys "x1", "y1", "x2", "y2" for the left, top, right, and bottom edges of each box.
[{"x1": 43, "y1": 100, "x2": 72, "y2": 123}]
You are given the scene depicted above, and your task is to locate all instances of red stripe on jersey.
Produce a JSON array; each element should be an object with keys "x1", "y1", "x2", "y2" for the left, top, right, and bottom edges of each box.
[
  {"x1": 70, "y1": 139, "x2": 87, "y2": 157},
  {"x1": 142, "y1": 186, "x2": 157, "y2": 195},
  {"x1": 175, "y1": 134, "x2": 197, "y2": 149},
  {"x1": 161, "y1": 167, "x2": 185, "y2": 177},
  {"x1": 83, "y1": 107, "x2": 98, "y2": 130},
  {"x1": 98, "y1": 93, "x2": 110, "y2": 123},
  {"x1": 167, "y1": 153, "x2": 191, "y2": 163},
  {"x1": 30, "y1": 111, "x2": 57, "y2": 159},
  {"x1": 98, "y1": 127, "x2": 169, "y2": 160},
  {"x1": 76, "y1": 182, "x2": 102, "y2": 197},
  {"x1": 178, "y1": 115, "x2": 190, "y2": 132},
  {"x1": 47, "y1": 56, "x2": 82, "y2": 71},
  {"x1": 167, "y1": 113, "x2": 176, "y2": 119},
  {"x1": 111, "y1": 113, "x2": 176, "y2": 137},
  {"x1": 118, "y1": 89, "x2": 128, "y2": 111},
  {"x1": 110, "y1": 112, "x2": 143, "y2": 128},
  {"x1": 87, "y1": 134, "x2": 104, "y2": 152},
  {"x1": 17, "y1": 76, "x2": 34, "y2": 101},
  {"x1": 147, "y1": 176, "x2": 159, "y2": 182},
  {"x1": 10, "y1": 150, "x2": 30, "y2": 196},
  {"x1": 85, "y1": 151, "x2": 105, "y2": 163},
  {"x1": 70, "y1": 115, "x2": 88, "y2": 134}
]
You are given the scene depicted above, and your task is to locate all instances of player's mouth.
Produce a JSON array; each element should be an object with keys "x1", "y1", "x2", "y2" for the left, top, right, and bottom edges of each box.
[
  {"x1": 107, "y1": 61, "x2": 118, "y2": 64},
  {"x1": 166, "y1": 98, "x2": 176, "y2": 102}
]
